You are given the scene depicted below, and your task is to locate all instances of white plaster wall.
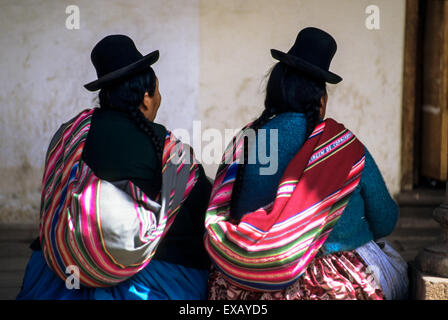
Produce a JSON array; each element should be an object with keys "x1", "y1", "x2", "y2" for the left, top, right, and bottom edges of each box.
[
  {"x1": 0, "y1": 0, "x2": 405, "y2": 223},
  {"x1": 0, "y1": 0, "x2": 200, "y2": 222},
  {"x1": 199, "y1": 0, "x2": 405, "y2": 195}
]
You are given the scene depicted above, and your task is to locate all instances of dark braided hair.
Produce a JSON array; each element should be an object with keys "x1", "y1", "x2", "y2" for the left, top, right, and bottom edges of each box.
[
  {"x1": 97, "y1": 67, "x2": 165, "y2": 162},
  {"x1": 230, "y1": 62, "x2": 327, "y2": 218}
]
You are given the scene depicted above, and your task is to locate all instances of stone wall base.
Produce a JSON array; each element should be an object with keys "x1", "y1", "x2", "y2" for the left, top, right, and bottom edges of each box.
[{"x1": 412, "y1": 264, "x2": 448, "y2": 300}]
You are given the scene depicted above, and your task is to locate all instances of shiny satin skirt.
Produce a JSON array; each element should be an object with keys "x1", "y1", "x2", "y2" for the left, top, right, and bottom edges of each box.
[{"x1": 16, "y1": 250, "x2": 209, "y2": 300}]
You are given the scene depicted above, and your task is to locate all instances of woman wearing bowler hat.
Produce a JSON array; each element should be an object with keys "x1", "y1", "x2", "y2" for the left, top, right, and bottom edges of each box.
[
  {"x1": 204, "y1": 27, "x2": 409, "y2": 300},
  {"x1": 17, "y1": 35, "x2": 212, "y2": 300}
]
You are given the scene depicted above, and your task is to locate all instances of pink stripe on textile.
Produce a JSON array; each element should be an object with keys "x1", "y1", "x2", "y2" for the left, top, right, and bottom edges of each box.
[
  {"x1": 61, "y1": 222, "x2": 112, "y2": 286},
  {"x1": 43, "y1": 145, "x2": 63, "y2": 183},
  {"x1": 42, "y1": 152, "x2": 85, "y2": 275},
  {"x1": 42, "y1": 122, "x2": 77, "y2": 182},
  {"x1": 225, "y1": 192, "x2": 340, "y2": 245},
  {"x1": 84, "y1": 180, "x2": 117, "y2": 271},
  {"x1": 88, "y1": 180, "x2": 146, "y2": 278},
  {"x1": 44, "y1": 148, "x2": 83, "y2": 221},
  {"x1": 59, "y1": 171, "x2": 133, "y2": 280},
  {"x1": 82, "y1": 178, "x2": 144, "y2": 275},
  {"x1": 41, "y1": 113, "x2": 200, "y2": 287},
  {"x1": 176, "y1": 162, "x2": 185, "y2": 174},
  {"x1": 210, "y1": 226, "x2": 316, "y2": 265},
  {"x1": 211, "y1": 220, "x2": 312, "y2": 263},
  {"x1": 220, "y1": 209, "x2": 329, "y2": 252},
  {"x1": 211, "y1": 184, "x2": 233, "y2": 205},
  {"x1": 207, "y1": 200, "x2": 356, "y2": 283},
  {"x1": 206, "y1": 170, "x2": 356, "y2": 272},
  {"x1": 203, "y1": 118, "x2": 366, "y2": 290},
  {"x1": 205, "y1": 240, "x2": 312, "y2": 284},
  {"x1": 80, "y1": 179, "x2": 112, "y2": 270}
]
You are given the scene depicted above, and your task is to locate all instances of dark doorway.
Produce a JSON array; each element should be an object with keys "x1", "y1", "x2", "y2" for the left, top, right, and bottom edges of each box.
[{"x1": 401, "y1": 0, "x2": 448, "y2": 191}]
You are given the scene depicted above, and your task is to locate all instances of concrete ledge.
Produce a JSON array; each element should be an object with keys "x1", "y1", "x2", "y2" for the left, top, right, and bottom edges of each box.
[
  {"x1": 396, "y1": 189, "x2": 445, "y2": 207},
  {"x1": 0, "y1": 223, "x2": 38, "y2": 242},
  {"x1": 412, "y1": 264, "x2": 448, "y2": 300}
]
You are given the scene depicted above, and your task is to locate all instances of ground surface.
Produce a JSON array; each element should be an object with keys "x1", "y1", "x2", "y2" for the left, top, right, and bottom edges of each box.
[{"x1": 0, "y1": 188, "x2": 444, "y2": 300}]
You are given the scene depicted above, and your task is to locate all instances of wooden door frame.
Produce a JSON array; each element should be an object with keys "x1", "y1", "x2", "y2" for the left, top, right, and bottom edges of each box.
[
  {"x1": 401, "y1": 0, "x2": 448, "y2": 190},
  {"x1": 400, "y1": 0, "x2": 424, "y2": 191}
]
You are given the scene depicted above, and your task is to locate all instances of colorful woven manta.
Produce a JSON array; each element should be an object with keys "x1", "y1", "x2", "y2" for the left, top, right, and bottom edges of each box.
[
  {"x1": 39, "y1": 108, "x2": 199, "y2": 287},
  {"x1": 204, "y1": 118, "x2": 365, "y2": 291}
]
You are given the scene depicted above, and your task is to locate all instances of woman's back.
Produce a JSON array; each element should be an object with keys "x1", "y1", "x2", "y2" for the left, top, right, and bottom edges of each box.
[
  {"x1": 17, "y1": 34, "x2": 212, "y2": 300},
  {"x1": 206, "y1": 26, "x2": 407, "y2": 300},
  {"x1": 232, "y1": 112, "x2": 307, "y2": 218},
  {"x1": 83, "y1": 108, "x2": 165, "y2": 198},
  {"x1": 233, "y1": 112, "x2": 398, "y2": 254},
  {"x1": 83, "y1": 108, "x2": 211, "y2": 270}
]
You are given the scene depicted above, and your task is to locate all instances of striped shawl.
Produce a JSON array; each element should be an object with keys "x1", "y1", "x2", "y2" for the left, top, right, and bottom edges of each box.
[
  {"x1": 39, "y1": 108, "x2": 199, "y2": 287},
  {"x1": 204, "y1": 118, "x2": 365, "y2": 291}
]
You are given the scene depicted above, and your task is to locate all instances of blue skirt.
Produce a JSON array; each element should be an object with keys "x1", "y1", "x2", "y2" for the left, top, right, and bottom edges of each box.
[{"x1": 16, "y1": 250, "x2": 209, "y2": 300}]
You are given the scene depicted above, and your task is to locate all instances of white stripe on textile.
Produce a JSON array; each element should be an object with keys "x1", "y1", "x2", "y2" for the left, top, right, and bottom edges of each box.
[{"x1": 355, "y1": 239, "x2": 409, "y2": 300}]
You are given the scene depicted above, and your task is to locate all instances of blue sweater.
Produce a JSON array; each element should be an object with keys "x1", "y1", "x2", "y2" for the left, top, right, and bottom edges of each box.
[{"x1": 233, "y1": 112, "x2": 399, "y2": 254}]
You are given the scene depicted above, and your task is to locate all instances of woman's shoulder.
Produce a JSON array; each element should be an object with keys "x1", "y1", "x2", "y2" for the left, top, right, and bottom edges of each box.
[
  {"x1": 361, "y1": 147, "x2": 380, "y2": 176},
  {"x1": 259, "y1": 112, "x2": 308, "y2": 146},
  {"x1": 261, "y1": 112, "x2": 307, "y2": 129},
  {"x1": 86, "y1": 108, "x2": 165, "y2": 166},
  {"x1": 93, "y1": 108, "x2": 167, "y2": 140},
  {"x1": 150, "y1": 120, "x2": 168, "y2": 140},
  {"x1": 260, "y1": 112, "x2": 308, "y2": 153},
  {"x1": 358, "y1": 146, "x2": 391, "y2": 194}
]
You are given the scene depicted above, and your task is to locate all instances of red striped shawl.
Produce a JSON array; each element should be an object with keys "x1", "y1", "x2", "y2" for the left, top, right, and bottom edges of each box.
[{"x1": 204, "y1": 118, "x2": 365, "y2": 291}]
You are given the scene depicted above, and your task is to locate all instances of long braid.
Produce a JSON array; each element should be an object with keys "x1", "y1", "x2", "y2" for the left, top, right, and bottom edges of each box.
[
  {"x1": 98, "y1": 69, "x2": 165, "y2": 163},
  {"x1": 229, "y1": 107, "x2": 276, "y2": 218},
  {"x1": 229, "y1": 62, "x2": 326, "y2": 220},
  {"x1": 127, "y1": 104, "x2": 165, "y2": 162},
  {"x1": 303, "y1": 100, "x2": 323, "y2": 137},
  {"x1": 282, "y1": 66, "x2": 325, "y2": 137}
]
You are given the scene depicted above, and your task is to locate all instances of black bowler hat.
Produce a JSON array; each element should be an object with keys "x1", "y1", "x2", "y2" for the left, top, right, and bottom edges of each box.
[
  {"x1": 84, "y1": 35, "x2": 159, "y2": 91},
  {"x1": 271, "y1": 27, "x2": 342, "y2": 84}
]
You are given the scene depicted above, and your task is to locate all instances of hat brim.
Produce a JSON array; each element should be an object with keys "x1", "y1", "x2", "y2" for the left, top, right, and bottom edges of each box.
[
  {"x1": 270, "y1": 49, "x2": 342, "y2": 84},
  {"x1": 84, "y1": 50, "x2": 160, "y2": 92}
]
